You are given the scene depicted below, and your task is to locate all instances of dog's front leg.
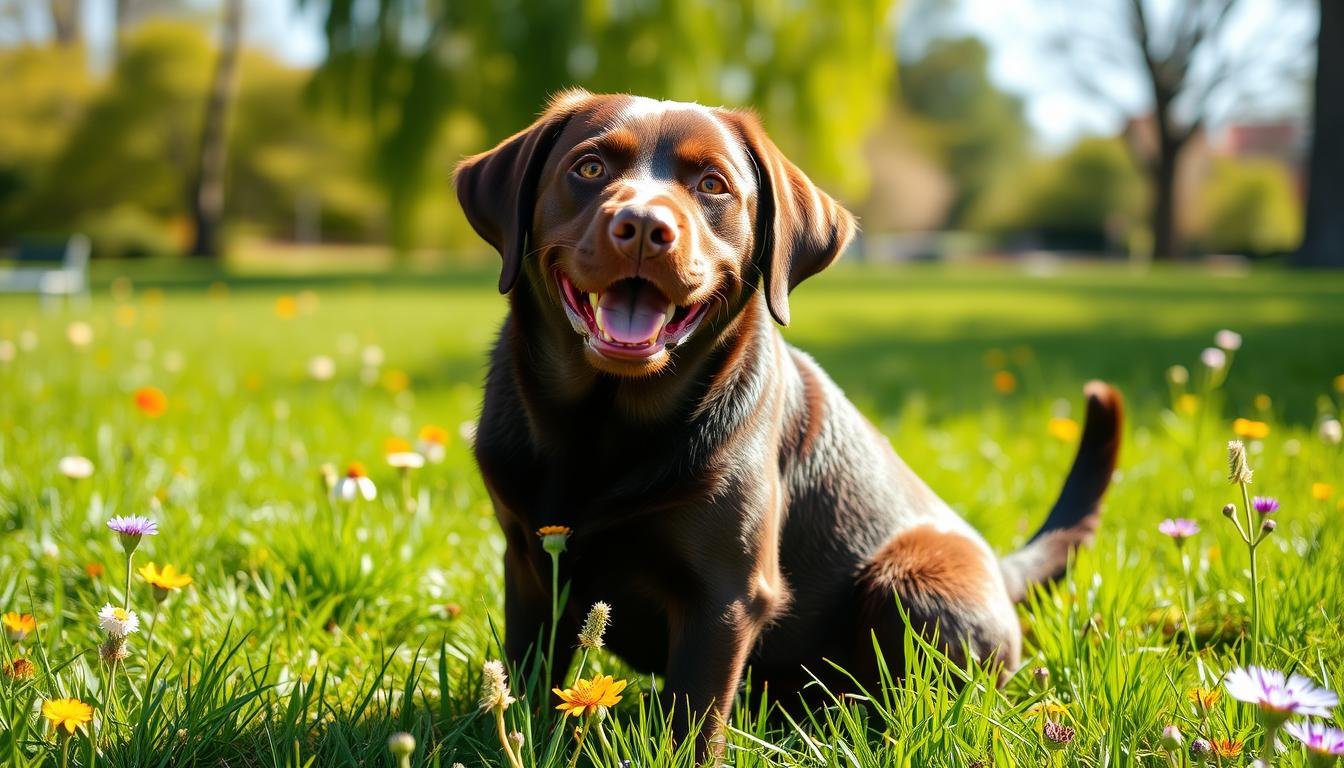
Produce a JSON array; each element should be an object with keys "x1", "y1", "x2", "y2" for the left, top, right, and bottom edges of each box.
[{"x1": 663, "y1": 597, "x2": 760, "y2": 761}]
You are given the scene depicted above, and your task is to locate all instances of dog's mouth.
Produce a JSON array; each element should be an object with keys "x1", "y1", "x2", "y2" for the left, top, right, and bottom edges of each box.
[{"x1": 556, "y1": 271, "x2": 709, "y2": 361}]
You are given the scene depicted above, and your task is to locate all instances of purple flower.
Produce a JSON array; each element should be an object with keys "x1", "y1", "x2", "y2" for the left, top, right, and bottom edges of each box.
[
  {"x1": 1252, "y1": 496, "x2": 1280, "y2": 515},
  {"x1": 1284, "y1": 720, "x2": 1344, "y2": 756},
  {"x1": 1158, "y1": 518, "x2": 1200, "y2": 542},
  {"x1": 1224, "y1": 666, "x2": 1339, "y2": 725},
  {"x1": 107, "y1": 515, "x2": 158, "y2": 554}
]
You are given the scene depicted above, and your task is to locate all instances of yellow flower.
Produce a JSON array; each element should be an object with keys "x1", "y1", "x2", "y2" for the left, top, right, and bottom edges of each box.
[
  {"x1": 1313, "y1": 482, "x2": 1335, "y2": 501},
  {"x1": 1232, "y1": 418, "x2": 1270, "y2": 440},
  {"x1": 418, "y1": 424, "x2": 449, "y2": 444},
  {"x1": 1176, "y1": 393, "x2": 1200, "y2": 414},
  {"x1": 993, "y1": 370, "x2": 1017, "y2": 394},
  {"x1": 1187, "y1": 687, "x2": 1221, "y2": 711},
  {"x1": 1048, "y1": 417, "x2": 1081, "y2": 443},
  {"x1": 2, "y1": 611, "x2": 36, "y2": 641},
  {"x1": 1211, "y1": 738, "x2": 1243, "y2": 758},
  {"x1": 1025, "y1": 701, "x2": 1069, "y2": 722},
  {"x1": 42, "y1": 697, "x2": 93, "y2": 735},
  {"x1": 138, "y1": 562, "x2": 193, "y2": 591},
  {"x1": 384, "y1": 437, "x2": 413, "y2": 455},
  {"x1": 274, "y1": 295, "x2": 298, "y2": 319},
  {"x1": 553, "y1": 675, "x2": 627, "y2": 718},
  {"x1": 1334, "y1": 373, "x2": 1344, "y2": 393}
]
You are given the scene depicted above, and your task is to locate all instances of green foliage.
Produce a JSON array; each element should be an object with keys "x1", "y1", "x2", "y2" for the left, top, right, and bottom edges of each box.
[
  {"x1": 77, "y1": 205, "x2": 180, "y2": 260},
  {"x1": 899, "y1": 36, "x2": 1029, "y2": 227},
  {"x1": 1198, "y1": 159, "x2": 1303, "y2": 256},
  {"x1": 301, "y1": 0, "x2": 899, "y2": 249},
  {"x1": 972, "y1": 137, "x2": 1144, "y2": 246}
]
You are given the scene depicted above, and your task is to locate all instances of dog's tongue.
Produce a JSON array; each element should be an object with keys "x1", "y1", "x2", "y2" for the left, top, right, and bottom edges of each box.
[{"x1": 595, "y1": 279, "x2": 674, "y2": 345}]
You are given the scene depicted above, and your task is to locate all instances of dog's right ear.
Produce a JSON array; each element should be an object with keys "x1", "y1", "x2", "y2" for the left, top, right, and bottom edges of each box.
[{"x1": 454, "y1": 89, "x2": 591, "y2": 294}]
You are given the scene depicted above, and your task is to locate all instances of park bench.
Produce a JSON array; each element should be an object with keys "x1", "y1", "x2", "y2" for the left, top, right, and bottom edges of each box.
[{"x1": 0, "y1": 234, "x2": 91, "y2": 307}]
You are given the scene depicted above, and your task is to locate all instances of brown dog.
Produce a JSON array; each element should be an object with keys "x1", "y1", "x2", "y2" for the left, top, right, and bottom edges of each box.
[{"x1": 455, "y1": 90, "x2": 1122, "y2": 745}]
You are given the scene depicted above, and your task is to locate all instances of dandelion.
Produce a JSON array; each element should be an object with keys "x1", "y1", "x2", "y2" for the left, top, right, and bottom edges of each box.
[
  {"x1": 1187, "y1": 687, "x2": 1221, "y2": 712},
  {"x1": 579, "y1": 601, "x2": 611, "y2": 650},
  {"x1": 98, "y1": 604, "x2": 140, "y2": 637},
  {"x1": 1048, "y1": 417, "x2": 1080, "y2": 442},
  {"x1": 1233, "y1": 418, "x2": 1270, "y2": 440},
  {"x1": 1312, "y1": 482, "x2": 1335, "y2": 501},
  {"x1": 1158, "y1": 518, "x2": 1200, "y2": 543},
  {"x1": 133, "y1": 386, "x2": 168, "y2": 417},
  {"x1": 41, "y1": 697, "x2": 93, "y2": 734},
  {"x1": 138, "y1": 562, "x2": 192, "y2": 602},
  {"x1": 2, "y1": 657, "x2": 35, "y2": 679},
  {"x1": 1252, "y1": 496, "x2": 1279, "y2": 516},
  {"x1": 1041, "y1": 720, "x2": 1074, "y2": 751},
  {"x1": 333, "y1": 463, "x2": 376, "y2": 501},
  {"x1": 1201, "y1": 347, "x2": 1227, "y2": 370},
  {"x1": 57, "y1": 455, "x2": 94, "y2": 479},
  {"x1": 993, "y1": 370, "x2": 1017, "y2": 394},
  {"x1": 417, "y1": 425, "x2": 449, "y2": 463},
  {"x1": 554, "y1": 675, "x2": 627, "y2": 718},
  {"x1": 107, "y1": 515, "x2": 158, "y2": 554},
  {"x1": 1215, "y1": 329, "x2": 1243, "y2": 351},
  {"x1": 1320, "y1": 419, "x2": 1342, "y2": 445},
  {"x1": 1284, "y1": 720, "x2": 1344, "y2": 762},
  {"x1": 2, "y1": 611, "x2": 36, "y2": 642}
]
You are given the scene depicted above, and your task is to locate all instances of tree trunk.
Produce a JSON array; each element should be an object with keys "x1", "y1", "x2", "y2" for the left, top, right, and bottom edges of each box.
[
  {"x1": 49, "y1": 0, "x2": 79, "y2": 45},
  {"x1": 189, "y1": 0, "x2": 243, "y2": 259},
  {"x1": 1296, "y1": 0, "x2": 1344, "y2": 267},
  {"x1": 1151, "y1": 137, "x2": 1181, "y2": 260}
]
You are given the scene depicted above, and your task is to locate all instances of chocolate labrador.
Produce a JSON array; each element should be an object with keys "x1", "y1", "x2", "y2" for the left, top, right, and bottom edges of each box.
[{"x1": 455, "y1": 89, "x2": 1122, "y2": 745}]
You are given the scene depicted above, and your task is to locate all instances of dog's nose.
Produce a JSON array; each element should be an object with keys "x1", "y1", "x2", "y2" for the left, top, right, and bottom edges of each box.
[{"x1": 608, "y1": 206, "x2": 678, "y2": 259}]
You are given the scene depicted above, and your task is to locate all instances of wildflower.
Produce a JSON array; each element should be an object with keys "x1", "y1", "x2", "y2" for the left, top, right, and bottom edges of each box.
[
  {"x1": 1228, "y1": 441, "x2": 1253, "y2": 484},
  {"x1": 2, "y1": 612, "x2": 36, "y2": 642},
  {"x1": 1187, "y1": 687, "x2": 1221, "y2": 712},
  {"x1": 1026, "y1": 701, "x2": 1069, "y2": 721},
  {"x1": 992, "y1": 370, "x2": 1017, "y2": 394},
  {"x1": 66, "y1": 321, "x2": 93, "y2": 347},
  {"x1": 1284, "y1": 720, "x2": 1344, "y2": 759},
  {"x1": 417, "y1": 425, "x2": 449, "y2": 463},
  {"x1": 138, "y1": 562, "x2": 192, "y2": 602},
  {"x1": 1221, "y1": 503, "x2": 1236, "y2": 518},
  {"x1": 84, "y1": 563, "x2": 104, "y2": 579},
  {"x1": 1320, "y1": 419, "x2": 1342, "y2": 445},
  {"x1": 333, "y1": 463, "x2": 376, "y2": 501},
  {"x1": 554, "y1": 675, "x2": 627, "y2": 718},
  {"x1": 387, "y1": 451, "x2": 425, "y2": 470},
  {"x1": 1215, "y1": 330, "x2": 1242, "y2": 351},
  {"x1": 1201, "y1": 347, "x2": 1226, "y2": 370},
  {"x1": 508, "y1": 731, "x2": 525, "y2": 750},
  {"x1": 1312, "y1": 482, "x2": 1335, "y2": 501},
  {"x1": 100, "y1": 635, "x2": 129, "y2": 665},
  {"x1": 1158, "y1": 518, "x2": 1199, "y2": 543},
  {"x1": 1189, "y1": 738, "x2": 1213, "y2": 762},
  {"x1": 58, "y1": 455, "x2": 94, "y2": 479},
  {"x1": 2, "y1": 657, "x2": 35, "y2": 679},
  {"x1": 1160, "y1": 724, "x2": 1184, "y2": 752},
  {"x1": 274, "y1": 295, "x2": 298, "y2": 319},
  {"x1": 1261, "y1": 518, "x2": 1276, "y2": 535},
  {"x1": 98, "y1": 604, "x2": 140, "y2": 637},
  {"x1": 579, "y1": 602, "x2": 611, "y2": 650},
  {"x1": 1177, "y1": 393, "x2": 1200, "y2": 414},
  {"x1": 1252, "y1": 496, "x2": 1279, "y2": 516},
  {"x1": 480, "y1": 659, "x2": 516, "y2": 711},
  {"x1": 537, "y1": 525, "x2": 572, "y2": 556},
  {"x1": 388, "y1": 731, "x2": 417, "y2": 759},
  {"x1": 362, "y1": 345, "x2": 385, "y2": 367},
  {"x1": 1233, "y1": 418, "x2": 1270, "y2": 440},
  {"x1": 1210, "y1": 738, "x2": 1243, "y2": 758},
  {"x1": 41, "y1": 697, "x2": 93, "y2": 735},
  {"x1": 134, "y1": 386, "x2": 168, "y2": 417},
  {"x1": 308, "y1": 355, "x2": 336, "y2": 381},
  {"x1": 1167, "y1": 365, "x2": 1189, "y2": 385},
  {"x1": 107, "y1": 515, "x2": 158, "y2": 554},
  {"x1": 1041, "y1": 719, "x2": 1074, "y2": 751},
  {"x1": 1032, "y1": 666, "x2": 1050, "y2": 685},
  {"x1": 1048, "y1": 417, "x2": 1080, "y2": 443},
  {"x1": 1223, "y1": 666, "x2": 1339, "y2": 725}
]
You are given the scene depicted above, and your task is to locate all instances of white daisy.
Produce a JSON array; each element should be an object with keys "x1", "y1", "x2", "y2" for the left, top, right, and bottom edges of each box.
[{"x1": 97, "y1": 604, "x2": 140, "y2": 637}]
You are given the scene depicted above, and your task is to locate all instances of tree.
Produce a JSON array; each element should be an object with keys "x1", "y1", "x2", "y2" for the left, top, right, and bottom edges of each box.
[
  {"x1": 188, "y1": 0, "x2": 242, "y2": 258},
  {"x1": 1297, "y1": 0, "x2": 1344, "y2": 266},
  {"x1": 48, "y1": 0, "x2": 79, "y2": 44},
  {"x1": 298, "y1": 0, "x2": 899, "y2": 252},
  {"x1": 1047, "y1": 0, "x2": 1313, "y2": 259}
]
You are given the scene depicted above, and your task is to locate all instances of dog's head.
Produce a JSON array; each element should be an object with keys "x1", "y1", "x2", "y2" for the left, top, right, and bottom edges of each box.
[{"x1": 455, "y1": 89, "x2": 855, "y2": 377}]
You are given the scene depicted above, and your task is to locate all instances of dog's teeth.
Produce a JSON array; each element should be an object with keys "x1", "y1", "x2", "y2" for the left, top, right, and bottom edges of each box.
[
  {"x1": 663, "y1": 303, "x2": 676, "y2": 325},
  {"x1": 588, "y1": 293, "x2": 599, "y2": 312}
]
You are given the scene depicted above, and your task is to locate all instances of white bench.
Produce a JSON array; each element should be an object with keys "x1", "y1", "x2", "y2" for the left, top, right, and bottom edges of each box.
[{"x1": 0, "y1": 234, "x2": 90, "y2": 307}]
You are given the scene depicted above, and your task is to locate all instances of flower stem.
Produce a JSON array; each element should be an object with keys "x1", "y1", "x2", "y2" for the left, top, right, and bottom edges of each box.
[
  {"x1": 1239, "y1": 481, "x2": 1261, "y2": 666},
  {"x1": 547, "y1": 551, "x2": 560, "y2": 683},
  {"x1": 123, "y1": 551, "x2": 134, "y2": 611},
  {"x1": 1180, "y1": 548, "x2": 1201, "y2": 657},
  {"x1": 565, "y1": 717, "x2": 593, "y2": 768},
  {"x1": 494, "y1": 705, "x2": 524, "y2": 768},
  {"x1": 59, "y1": 734, "x2": 70, "y2": 768},
  {"x1": 146, "y1": 604, "x2": 161, "y2": 651}
]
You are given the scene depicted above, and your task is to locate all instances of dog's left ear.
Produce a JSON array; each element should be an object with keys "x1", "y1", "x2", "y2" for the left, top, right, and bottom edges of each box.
[
  {"x1": 455, "y1": 89, "x2": 591, "y2": 294},
  {"x1": 722, "y1": 110, "x2": 856, "y2": 326}
]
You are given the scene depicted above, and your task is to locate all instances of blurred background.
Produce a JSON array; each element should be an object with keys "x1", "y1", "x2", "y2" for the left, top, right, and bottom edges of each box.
[{"x1": 0, "y1": 0, "x2": 1339, "y2": 271}]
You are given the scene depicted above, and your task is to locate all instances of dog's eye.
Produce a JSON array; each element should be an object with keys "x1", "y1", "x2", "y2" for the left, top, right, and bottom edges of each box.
[
  {"x1": 697, "y1": 173, "x2": 728, "y2": 195},
  {"x1": 574, "y1": 158, "x2": 606, "y2": 180}
]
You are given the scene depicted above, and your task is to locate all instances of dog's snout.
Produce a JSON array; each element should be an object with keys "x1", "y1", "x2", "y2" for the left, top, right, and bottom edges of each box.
[{"x1": 609, "y1": 206, "x2": 678, "y2": 259}]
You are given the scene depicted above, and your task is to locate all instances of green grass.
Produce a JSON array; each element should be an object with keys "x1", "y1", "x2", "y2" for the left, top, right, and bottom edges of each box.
[{"x1": 1, "y1": 262, "x2": 1342, "y2": 766}]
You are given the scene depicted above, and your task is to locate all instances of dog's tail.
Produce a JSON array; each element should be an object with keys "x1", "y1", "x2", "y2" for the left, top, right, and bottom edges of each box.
[{"x1": 1000, "y1": 381, "x2": 1123, "y2": 603}]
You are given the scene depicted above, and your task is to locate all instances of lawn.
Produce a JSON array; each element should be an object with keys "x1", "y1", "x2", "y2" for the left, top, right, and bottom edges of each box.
[{"x1": 1, "y1": 262, "x2": 1342, "y2": 767}]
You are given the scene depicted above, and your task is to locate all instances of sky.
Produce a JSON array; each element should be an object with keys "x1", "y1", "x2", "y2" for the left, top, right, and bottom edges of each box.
[{"x1": 5, "y1": 0, "x2": 1315, "y2": 150}]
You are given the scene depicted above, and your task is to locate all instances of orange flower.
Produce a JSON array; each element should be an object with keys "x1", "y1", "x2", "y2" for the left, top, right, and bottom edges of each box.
[
  {"x1": 1210, "y1": 738, "x2": 1243, "y2": 758},
  {"x1": 553, "y1": 675, "x2": 626, "y2": 717},
  {"x1": 2, "y1": 612, "x2": 36, "y2": 641},
  {"x1": 84, "y1": 562, "x2": 105, "y2": 579},
  {"x1": 1048, "y1": 417, "x2": 1081, "y2": 443},
  {"x1": 1187, "y1": 687, "x2": 1221, "y2": 711},
  {"x1": 993, "y1": 370, "x2": 1017, "y2": 394},
  {"x1": 2, "y1": 658, "x2": 35, "y2": 679},
  {"x1": 1233, "y1": 418, "x2": 1270, "y2": 440},
  {"x1": 384, "y1": 437, "x2": 413, "y2": 455},
  {"x1": 134, "y1": 386, "x2": 168, "y2": 417},
  {"x1": 1313, "y1": 482, "x2": 1335, "y2": 501},
  {"x1": 345, "y1": 462, "x2": 368, "y2": 478},
  {"x1": 419, "y1": 425, "x2": 448, "y2": 444}
]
